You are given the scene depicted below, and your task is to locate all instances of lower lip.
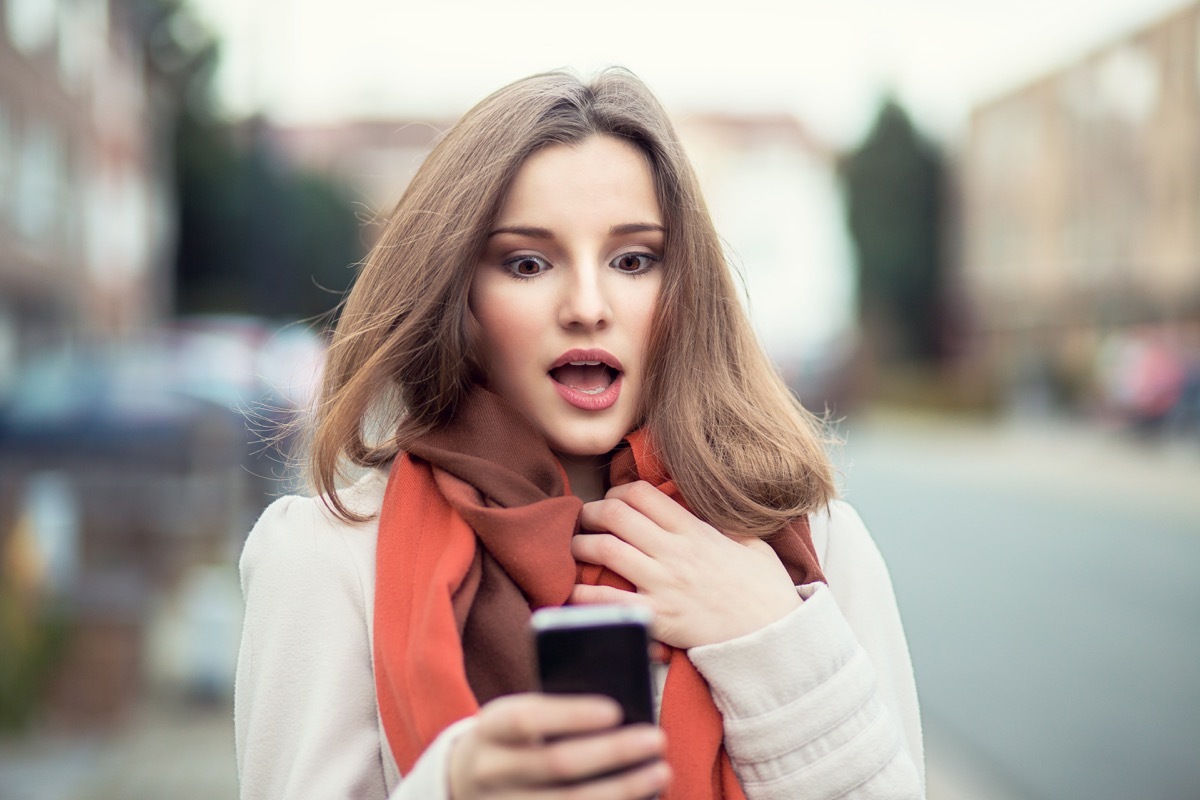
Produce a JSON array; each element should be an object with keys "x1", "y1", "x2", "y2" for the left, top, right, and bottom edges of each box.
[{"x1": 552, "y1": 374, "x2": 622, "y2": 411}]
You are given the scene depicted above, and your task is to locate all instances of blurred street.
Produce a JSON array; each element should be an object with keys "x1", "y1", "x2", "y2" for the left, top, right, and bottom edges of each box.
[
  {"x1": 0, "y1": 411, "x2": 1193, "y2": 799},
  {"x1": 839, "y1": 409, "x2": 1200, "y2": 800},
  {"x1": 0, "y1": 696, "x2": 237, "y2": 800}
]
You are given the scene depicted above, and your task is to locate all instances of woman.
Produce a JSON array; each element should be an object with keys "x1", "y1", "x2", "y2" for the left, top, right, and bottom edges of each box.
[{"x1": 235, "y1": 68, "x2": 924, "y2": 800}]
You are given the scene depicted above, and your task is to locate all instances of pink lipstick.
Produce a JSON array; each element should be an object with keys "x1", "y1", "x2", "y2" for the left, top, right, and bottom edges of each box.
[{"x1": 549, "y1": 349, "x2": 623, "y2": 411}]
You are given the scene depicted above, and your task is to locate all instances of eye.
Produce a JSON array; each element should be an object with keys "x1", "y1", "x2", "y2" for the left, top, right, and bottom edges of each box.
[
  {"x1": 503, "y1": 254, "x2": 550, "y2": 278},
  {"x1": 610, "y1": 252, "x2": 660, "y2": 274}
]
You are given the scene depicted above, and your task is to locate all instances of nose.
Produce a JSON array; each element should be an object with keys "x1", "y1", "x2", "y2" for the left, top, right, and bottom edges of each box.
[{"x1": 558, "y1": 262, "x2": 612, "y2": 330}]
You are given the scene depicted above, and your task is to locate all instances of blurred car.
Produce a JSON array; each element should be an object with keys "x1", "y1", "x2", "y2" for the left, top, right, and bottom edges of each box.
[
  {"x1": 0, "y1": 318, "x2": 323, "y2": 539},
  {"x1": 0, "y1": 344, "x2": 244, "y2": 471}
]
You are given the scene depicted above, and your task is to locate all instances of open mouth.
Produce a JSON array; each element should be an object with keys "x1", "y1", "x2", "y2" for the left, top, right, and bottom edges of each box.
[
  {"x1": 549, "y1": 360, "x2": 620, "y2": 395},
  {"x1": 547, "y1": 349, "x2": 624, "y2": 402}
]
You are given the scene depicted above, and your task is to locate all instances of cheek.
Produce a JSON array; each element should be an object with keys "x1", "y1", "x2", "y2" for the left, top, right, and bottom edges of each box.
[
  {"x1": 467, "y1": 282, "x2": 508, "y2": 380},
  {"x1": 468, "y1": 285, "x2": 531, "y2": 375},
  {"x1": 632, "y1": 284, "x2": 664, "y2": 361}
]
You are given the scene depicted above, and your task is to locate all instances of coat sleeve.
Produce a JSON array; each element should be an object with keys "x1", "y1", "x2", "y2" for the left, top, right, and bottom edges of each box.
[
  {"x1": 235, "y1": 494, "x2": 390, "y2": 799},
  {"x1": 686, "y1": 500, "x2": 925, "y2": 799},
  {"x1": 234, "y1": 492, "x2": 471, "y2": 800}
]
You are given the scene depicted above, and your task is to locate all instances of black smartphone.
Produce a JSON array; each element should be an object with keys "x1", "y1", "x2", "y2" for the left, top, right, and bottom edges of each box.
[{"x1": 531, "y1": 604, "x2": 656, "y2": 726}]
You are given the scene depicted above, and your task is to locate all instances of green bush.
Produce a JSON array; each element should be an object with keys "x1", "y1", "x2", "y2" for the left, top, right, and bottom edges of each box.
[{"x1": 0, "y1": 586, "x2": 71, "y2": 732}]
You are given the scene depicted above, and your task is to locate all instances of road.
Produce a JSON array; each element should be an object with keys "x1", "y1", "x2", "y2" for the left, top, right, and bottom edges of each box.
[{"x1": 837, "y1": 411, "x2": 1200, "y2": 800}]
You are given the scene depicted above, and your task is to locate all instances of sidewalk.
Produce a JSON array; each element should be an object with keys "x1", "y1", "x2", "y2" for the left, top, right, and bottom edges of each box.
[
  {"x1": 845, "y1": 406, "x2": 1200, "y2": 800},
  {"x1": 842, "y1": 407, "x2": 1200, "y2": 519},
  {"x1": 924, "y1": 725, "x2": 1034, "y2": 800},
  {"x1": 0, "y1": 697, "x2": 238, "y2": 800}
]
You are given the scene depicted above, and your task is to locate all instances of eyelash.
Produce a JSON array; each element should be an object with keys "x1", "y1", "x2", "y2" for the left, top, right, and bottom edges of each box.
[
  {"x1": 501, "y1": 254, "x2": 551, "y2": 279},
  {"x1": 499, "y1": 252, "x2": 662, "y2": 280},
  {"x1": 611, "y1": 252, "x2": 661, "y2": 276}
]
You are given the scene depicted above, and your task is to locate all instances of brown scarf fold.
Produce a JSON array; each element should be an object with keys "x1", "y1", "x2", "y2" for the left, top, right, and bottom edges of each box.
[{"x1": 373, "y1": 388, "x2": 824, "y2": 798}]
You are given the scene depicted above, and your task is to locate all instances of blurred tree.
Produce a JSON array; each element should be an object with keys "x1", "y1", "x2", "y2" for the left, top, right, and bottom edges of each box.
[
  {"x1": 841, "y1": 98, "x2": 946, "y2": 365},
  {"x1": 155, "y1": 0, "x2": 362, "y2": 323},
  {"x1": 174, "y1": 116, "x2": 362, "y2": 321}
]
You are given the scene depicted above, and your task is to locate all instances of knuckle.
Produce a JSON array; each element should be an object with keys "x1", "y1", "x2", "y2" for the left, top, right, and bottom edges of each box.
[
  {"x1": 478, "y1": 695, "x2": 518, "y2": 733},
  {"x1": 613, "y1": 730, "x2": 645, "y2": 764},
  {"x1": 472, "y1": 750, "x2": 505, "y2": 789},
  {"x1": 586, "y1": 499, "x2": 619, "y2": 529},
  {"x1": 507, "y1": 709, "x2": 540, "y2": 742},
  {"x1": 626, "y1": 480, "x2": 655, "y2": 503},
  {"x1": 596, "y1": 533, "x2": 624, "y2": 560},
  {"x1": 607, "y1": 497, "x2": 634, "y2": 523},
  {"x1": 559, "y1": 782, "x2": 598, "y2": 800},
  {"x1": 541, "y1": 741, "x2": 575, "y2": 781},
  {"x1": 747, "y1": 538, "x2": 774, "y2": 556}
]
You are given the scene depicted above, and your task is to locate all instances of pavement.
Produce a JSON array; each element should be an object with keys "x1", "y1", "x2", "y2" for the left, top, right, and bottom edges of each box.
[
  {"x1": 838, "y1": 408, "x2": 1200, "y2": 518},
  {"x1": 839, "y1": 408, "x2": 1200, "y2": 800},
  {"x1": 1, "y1": 412, "x2": 1193, "y2": 800},
  {"x1": 0, "y1": 696, "x2": 238, "y2": 800}
]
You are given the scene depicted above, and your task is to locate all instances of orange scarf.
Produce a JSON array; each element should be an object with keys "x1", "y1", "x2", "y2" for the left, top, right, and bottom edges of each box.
[{"x1": 373, "y1": 389, "x2": 824, "y2": 798}]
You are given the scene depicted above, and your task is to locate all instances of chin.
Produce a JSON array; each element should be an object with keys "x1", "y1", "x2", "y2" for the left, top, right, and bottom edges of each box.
[{"x1": 547, "y1": 429, "x2": 627, "y2": 459}]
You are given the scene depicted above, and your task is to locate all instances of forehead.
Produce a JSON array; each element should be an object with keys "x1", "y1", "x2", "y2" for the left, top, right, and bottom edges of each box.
[{"x1": 494, "y1": 135, "x2": 662, "y2": 227}]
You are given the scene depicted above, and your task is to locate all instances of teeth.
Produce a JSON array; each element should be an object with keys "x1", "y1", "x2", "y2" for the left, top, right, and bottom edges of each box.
[
  {"x1": 579, "y1": 387, "x2": 606, "y2": 395},
  {"x1": 568, "y1": 360, "x2": 603, "y2": 366}
]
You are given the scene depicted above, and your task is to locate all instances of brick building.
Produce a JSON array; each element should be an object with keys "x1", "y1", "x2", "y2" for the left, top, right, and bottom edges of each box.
[
  {"x1": 0, "y1": 0, "x2": 174, "y2": 391},
  {"x1": 959, "y1": 1, "x2": 1200, "y2": 405}
]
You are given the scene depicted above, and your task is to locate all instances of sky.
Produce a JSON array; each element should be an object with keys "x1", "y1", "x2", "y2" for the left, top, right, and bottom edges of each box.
[{"x1": 190, "y1": 0, "x2": 1192, "y2": 147}]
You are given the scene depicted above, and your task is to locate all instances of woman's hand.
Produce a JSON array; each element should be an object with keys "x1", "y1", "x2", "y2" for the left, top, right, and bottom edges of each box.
[
  {"x1": 569, "y1": 481, "x2": 801, "y2": 650},
  {"x1": 448, "y1": 693, "x2": 669, "y2": 799}
]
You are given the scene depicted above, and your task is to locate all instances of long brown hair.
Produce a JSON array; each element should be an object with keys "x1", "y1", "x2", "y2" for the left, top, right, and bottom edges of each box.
[{"x1": 310, "y1": 68, "x2": 836, "y2": 534}]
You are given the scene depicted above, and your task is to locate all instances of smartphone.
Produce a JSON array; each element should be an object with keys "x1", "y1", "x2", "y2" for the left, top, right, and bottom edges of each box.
[{"x1": 531, "y1": 604, "x2": 656, "y2": 726}]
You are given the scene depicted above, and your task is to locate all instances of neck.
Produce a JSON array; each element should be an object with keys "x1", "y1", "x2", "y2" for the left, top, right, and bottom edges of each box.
[{"x1": 557, "y1": 452, "x2": 609, "y2": 502}]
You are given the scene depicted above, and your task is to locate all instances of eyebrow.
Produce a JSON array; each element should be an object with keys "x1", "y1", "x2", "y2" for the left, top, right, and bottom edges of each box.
[
  {"x1": 487, "y1": 222, "x2": 665, "y2": 238},
  {"x1": 611, "y1": 223, "x2": 665, "y2": 236}
]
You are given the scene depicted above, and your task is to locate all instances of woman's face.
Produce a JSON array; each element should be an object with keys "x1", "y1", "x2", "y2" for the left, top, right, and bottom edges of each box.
[{"x1": 469, "y1": 135, "x2": 664, "y2": 459}]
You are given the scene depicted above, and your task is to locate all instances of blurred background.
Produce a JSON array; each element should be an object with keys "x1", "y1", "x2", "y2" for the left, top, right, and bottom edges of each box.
[{"x1": 1, "y1": 0, "x2": 1198, "y2": 798}]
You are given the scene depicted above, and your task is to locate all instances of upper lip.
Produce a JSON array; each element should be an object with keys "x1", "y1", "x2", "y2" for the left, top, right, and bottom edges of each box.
[{"x1": 549, "y1": 348, "x2": 624, "y2": 372}]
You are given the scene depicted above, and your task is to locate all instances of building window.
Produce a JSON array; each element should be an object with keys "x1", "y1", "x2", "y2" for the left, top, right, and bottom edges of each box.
[
  {"x1": 13, "y1": 118, "x2": 64, "y2": 246},
  {"x1": 6, "y1": 0, "x2": 58, "y2": 55},
  {"x1": 1194, "y1": 13, "x2": 1200, "y2": 100},
  {"x1": 0, "y1": 102, "x2": 11, "y2": 219}
]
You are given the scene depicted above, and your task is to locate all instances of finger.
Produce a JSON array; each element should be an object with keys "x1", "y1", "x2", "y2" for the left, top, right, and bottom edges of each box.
[
  {"x1": 569, "y1": 583, "x2": 651, "y2": 609},
  {"x1": 571, "y1": 532, "x2": 662, "y2": 586},
  {"x1": 604, "y1": 481, "x2": 707, "y2": 538},
  {"x1": 530, "y1": 756, "x2": 671, "y2": 799},
  {"x1": 734, "y1": 535, "x2": 776, "y2": 556},
  {"x1": 520, "y1": 724, "x2": 666, "y2": 789},
  {"x1": 580, "y1": 497, "x2": 668, "y2": 556},
  {"x1": 479, "y1": 694, "x2": 622, "y2": 746}
]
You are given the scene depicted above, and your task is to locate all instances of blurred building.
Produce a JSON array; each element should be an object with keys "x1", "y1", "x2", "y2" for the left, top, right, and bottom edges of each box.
[
  {"x1": 675, "y1": 112, "x2": 856, "y2": 395},
  {"x1": 959, "y1": 1, "x2": 1200, "y2": 408},
  {"x1": 0, "y1": 1, "x2": 232, "y2": 730},
  {"x1": 0, "y1": 0, "x2": 175, "y2": 391}
]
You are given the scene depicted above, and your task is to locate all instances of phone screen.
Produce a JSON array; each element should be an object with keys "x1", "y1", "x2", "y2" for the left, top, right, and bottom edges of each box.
[{"x1": 534, "y1": 614, "x2": 655, "y2": 726}]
